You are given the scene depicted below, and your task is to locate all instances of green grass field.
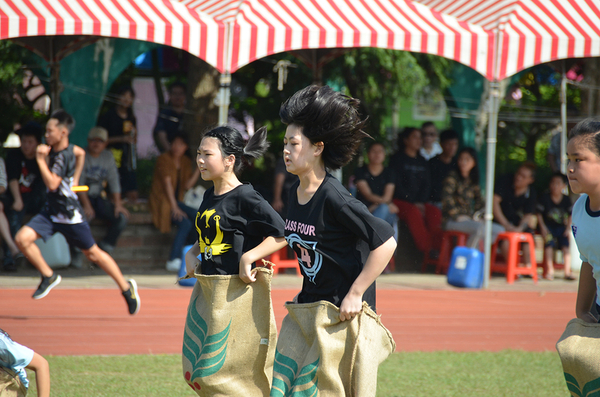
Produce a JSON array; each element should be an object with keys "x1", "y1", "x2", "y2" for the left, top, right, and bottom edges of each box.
[{"x1": 25, "y1": 351, "x2": 568, "y2": 396}]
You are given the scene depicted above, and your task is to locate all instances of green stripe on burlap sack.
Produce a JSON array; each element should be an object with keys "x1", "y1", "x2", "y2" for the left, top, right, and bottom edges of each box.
[
  {"x1": 556, "y1": 318, "x2": 600, "y2": 397},
  {"x1": 0, "y1": 367, "x2": 27, "y2": 397},
  {"x1": 182, "y1": 266, "x2": 277, "y2": 396},
  {"x1": 271, "y1": 301, "x2": 396, "y2": 397}
]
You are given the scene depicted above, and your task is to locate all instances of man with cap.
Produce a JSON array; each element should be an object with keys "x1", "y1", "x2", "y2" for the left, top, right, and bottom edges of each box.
[{"x1": 76, "y1": 127, "x2": 129, "y2": 265}]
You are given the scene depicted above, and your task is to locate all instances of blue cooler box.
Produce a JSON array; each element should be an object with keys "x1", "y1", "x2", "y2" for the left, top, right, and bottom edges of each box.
[{"x1": 447, "y1": 246, "x2": 484, "y2": 289}]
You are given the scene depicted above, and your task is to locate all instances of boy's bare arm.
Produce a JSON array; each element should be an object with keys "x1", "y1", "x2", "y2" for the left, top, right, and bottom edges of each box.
[
  {"x1": 36, "y1": 144, "x2": 62, "y2": 191},
  {"x1": 576, "y1": 262, "x2": 598, "y2": 323},
  {"x1": 26, "y1": 352, "x2": 50, "y2": 397},
  {"x1": 72, "y1": 145, "x2": 86, "y2": 186}
]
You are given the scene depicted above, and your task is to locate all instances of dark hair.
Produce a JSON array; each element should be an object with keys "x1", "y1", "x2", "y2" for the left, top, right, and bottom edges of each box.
[
  {"x1": 367, "y1": 140, "x2": 386, "y2": 153},
  {"x1": 456, "y1": 147, "x2": 479, "y2": 185},
  {"x1": 518, "y1": 161, "x2": 537, "y2": 179},
  {"x1": 440, "y1": 129, "x2": 459, "y2": 143},
  {"x1": 0, "y1": 328, "x2": 10, "y2": 339},
  {"x1": 169, "y1": 132, "x2": 189, "y2": 146},
  {"x1": 396, "y1": 127, "x2": 420, "y2": 153},
  {"x1": 421, "y1": 121, "x2": 435, "y2": 130},
  {"x1": 280, "y1": 85, "x2": 369, "y2": 170},
  {"x1": 116, "y1": 85, "x2": 135, "y2": 98},
  {"x1": 50, "y1": 109, "x2": 75, "y2": 132},
  {"x1": 169, "y1": 81, "x2": 186, "y2": 93},
  {"x1": 550, "y1": 171, "x2": 568, "y2": 185},
  {"x1": 17, "y1": 121, "x2": 42, "y2": 143},
  {"x1": 568, "y1": 118, "x2": 600, "y2": 156},
  {"x1": 202, "y1": 125, "x2": 269, "y2": 173}
]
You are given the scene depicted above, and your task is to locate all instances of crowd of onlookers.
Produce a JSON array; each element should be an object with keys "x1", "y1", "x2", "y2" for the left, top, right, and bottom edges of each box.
[{"x1": 0, "y1": 84, "x2": 574, "y2": 280}]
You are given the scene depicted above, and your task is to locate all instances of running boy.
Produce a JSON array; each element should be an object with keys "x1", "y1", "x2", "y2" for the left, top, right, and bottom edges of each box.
[
  {"x1": 15, "y1": 110, "x2": 140, "y2": 315},
  {"x1": 567, "y1": 119, "x2": 600, "y2": 323},
  {"x1": 0, "y1": 328, "x2": 50, "y2": 397}
]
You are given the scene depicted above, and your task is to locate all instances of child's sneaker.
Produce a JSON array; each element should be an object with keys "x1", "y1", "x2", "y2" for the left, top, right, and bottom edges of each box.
[
  {"x1": 32, "y1": 274, "x2": 62, "y2": 299},
  {"x1": 122, "y1": 279, "x2": 140, "y2": 315}
]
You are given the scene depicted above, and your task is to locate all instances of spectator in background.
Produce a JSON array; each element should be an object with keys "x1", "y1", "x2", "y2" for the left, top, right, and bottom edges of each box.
[
  {"x1": 547, "y1": 131, "x2": 562, "y2": 172},
  {"x1": 493, "y1": 162, "x2": 537, "y2": 264},
  {"x1": 153, "y1": 81, "x2": 187, "y2": 153},
  {"x1": 98, "y1": 85, "x2": 138, "y2": 204},
  {"x1": 429, "y1": 129, "x2": 459, "y2": 207},
  {"x1": 78, "y1": 127, "x2": 129, "y2": 256},
  {"x1": 419, "y1": 121, "x2": 442, "y2": 160},
  {"x1": 0, "y1": 156, "x2": 25, "y2": 272},
  {"x1": 442, "y1": 147, "x2": 504, "y2": 248},
  {"x1": 4, "y1": 122, "x2": 45, "y2": 270},
  {"x1": 390, "y1": 127, "x2": 441, "y2": 256},
  {"x1": 537, "y1": 172, "x2": 574, "y2": 281},
  {"x1": 271, "y1": 157, "x2": 298, "y2": 218},
  {"x1": 148, "y1": 133, "x2": 200, "y2": 272},
  {"x1": 354, "y1": 141, "x2": 397, "y2": 226}
]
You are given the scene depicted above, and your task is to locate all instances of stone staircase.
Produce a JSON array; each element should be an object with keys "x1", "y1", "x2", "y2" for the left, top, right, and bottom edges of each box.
[{"x1": 88, "y1": 212, "x2": 175, "y2": 271}]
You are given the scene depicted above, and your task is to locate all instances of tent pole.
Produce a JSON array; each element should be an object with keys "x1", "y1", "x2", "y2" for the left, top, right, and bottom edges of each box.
[
  {"x1": 560, "y1": 61, "x2": 567, "y2": 174},
  {"x1": 218, "y1": 72, "x2": 231, "y2": 126},
  {"x1": 483, "y1": 81, "x2": 501, "y2": 289}
]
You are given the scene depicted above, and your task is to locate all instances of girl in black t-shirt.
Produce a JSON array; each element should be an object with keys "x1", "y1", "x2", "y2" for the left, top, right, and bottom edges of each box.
[
  {"x1": 280, "y1": 85, "x2": 397, "y2": 321},
  {"x1": 184, "y1": 126, "x2": 286, "y2": 281}
]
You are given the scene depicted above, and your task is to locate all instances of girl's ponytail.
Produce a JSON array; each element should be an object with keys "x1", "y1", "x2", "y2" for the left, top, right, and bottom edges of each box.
[{"x1": 242, "y1": 126, "x2": 269, "y2": 160}]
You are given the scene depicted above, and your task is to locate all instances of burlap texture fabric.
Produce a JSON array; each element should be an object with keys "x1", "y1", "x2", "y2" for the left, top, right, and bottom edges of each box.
[
  {"x1": 556, "y1": 318, "x2": 600, "y2": 396},
  {"x1": 271, "y1": 301, "x2": 396, "y2": 397},
  {"x1": 0, "y1": 367, "x2": 27, "y2": 397},
  {"x1": 182, "y1": 266, "x2": 277, "y2": 396}
]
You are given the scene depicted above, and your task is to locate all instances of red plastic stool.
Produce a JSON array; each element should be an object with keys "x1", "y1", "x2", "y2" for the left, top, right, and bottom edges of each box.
[
  {"x1": 268, "y1": 247, "x2": 301, "y2": 275},
  {"x1": 422, "y1": 230, "x2": 468, "y2": 274},
  {"x1": 491, "y1": 232, "x2": 538, "y2": 284}
]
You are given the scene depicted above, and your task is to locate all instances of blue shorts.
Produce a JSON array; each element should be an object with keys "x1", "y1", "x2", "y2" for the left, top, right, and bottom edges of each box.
[
  {"x1": 544, "y1": 225, "x2": 569, "y2": 249},
  {"x1": 26, "y1": 213, "x2": 96, "y2": 250}
]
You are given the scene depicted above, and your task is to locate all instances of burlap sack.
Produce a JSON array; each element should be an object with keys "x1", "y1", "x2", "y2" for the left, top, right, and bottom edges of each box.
[
  {"x1": 182, "y1": 266, "x2": 277, "y2": 396},
  {"x1": 0, "y1": 367, "x2": 27, "y2": 397},
  {"x1": 556, "y1": 318, "x2": 600, "y2": 396},
  {"x1": 270, "y1": 301, "x2": 396, "y2": 397}
]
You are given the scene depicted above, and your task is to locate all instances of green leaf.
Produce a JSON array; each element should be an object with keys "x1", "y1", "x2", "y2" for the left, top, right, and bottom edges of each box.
[
  {"x1": 270, "y1": 350, "x2": 319, "y2": 397},
  {"x1": 182, "y1": 295, "x2": 231, "y2": 379}
]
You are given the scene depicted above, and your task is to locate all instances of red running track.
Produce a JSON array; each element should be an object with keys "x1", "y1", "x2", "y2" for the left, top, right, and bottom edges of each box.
[{"x1": 0, "y1": 289, "x2": 575, "y2": 355}]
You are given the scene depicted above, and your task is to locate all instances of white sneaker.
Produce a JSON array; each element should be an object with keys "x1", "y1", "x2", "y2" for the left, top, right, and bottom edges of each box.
[{"x1": 166, "y1": 258, "x2": 182, "y2": 272}]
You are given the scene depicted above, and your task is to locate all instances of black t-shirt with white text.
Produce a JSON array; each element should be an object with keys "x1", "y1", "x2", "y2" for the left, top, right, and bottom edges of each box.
[
  {"x1": 197, "y1": 184, "x2": 285, "y2": 275},
  {"x1": 6, "y1": 148, "x2": 45, "y2": 202},
  {"x1": 285, "y1": 174, "x2": 395, "y2": 310}
]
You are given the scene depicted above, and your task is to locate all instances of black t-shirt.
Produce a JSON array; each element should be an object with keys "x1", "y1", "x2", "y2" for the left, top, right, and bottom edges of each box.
[
  {"x1": 389, "y1": 152, "x2": 431, "y2": 203},
  {"x1": 428, "y1": 155, "x2": 456, "y2": 203},
  {"x1": 353, "y1": 165, "x2": 395, "y2": 207},
  {"x1": 494, "y1": 174, "x2": 537, "y2": 226},
  {"x1": 285, "y1": 174, "x2": 395, "y2": 310},
  {"x1": 98, "y1": 107, "x2": 136, "y2": 169},
  {"x1": 5, "y1": 148, "x2": 44, "y2": 200},
  {"x1": 537, "y1": 193, "x2": 572, "y2": 229},
  {"x1": 44, "y1": 144, "x2": 84, "y2": 224},
  {"x1": 197, "y1": 184, "x2": 285, "y2": 275},
  {"x1": 153, "y1": 108, "x2": 184, "y2": 144}
]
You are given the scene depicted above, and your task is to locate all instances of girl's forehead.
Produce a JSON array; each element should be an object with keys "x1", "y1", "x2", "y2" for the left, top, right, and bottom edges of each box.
[
  {"x1": 285, "y1": 124, "x2": 304, "y2": 139},
  {"x1": 200, "y1": 136, "x2": 220, "y2": 148}
]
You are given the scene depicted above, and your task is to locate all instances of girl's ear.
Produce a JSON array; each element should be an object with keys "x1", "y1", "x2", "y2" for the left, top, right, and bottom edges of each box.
[
  {"x1": 313, "y1": 142, "x2": 324, "y2": 157},
  {"x1": 224, "y1": 154, "x2": 236, "y2": 168}
]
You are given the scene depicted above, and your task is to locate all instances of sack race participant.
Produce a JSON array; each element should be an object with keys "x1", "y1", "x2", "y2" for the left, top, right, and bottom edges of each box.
[
  {"x1": 271, "y1": 301, "x2": 395, "y2": 397},
  {"x1": 556, "y1": 119, "x2": 600, "y2": 394},
  {"x1": 181, "y1": 125, "x2": 286, "y2": 395},
  {"x1": 274, "y1": 85, "x2": 397, "y2": 396},
  {"x1": 556, "y1": 318, "x2": 600, "y2": 396},
  {"x1": 183, "y1": 266, "x2": 277, "y2": 395}
]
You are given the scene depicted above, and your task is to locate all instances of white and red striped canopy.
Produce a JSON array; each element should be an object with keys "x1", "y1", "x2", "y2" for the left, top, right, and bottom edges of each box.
[
  {"x1": 181, "y1": 0, "x2": 494, "y2": 78},
  {"x1": 416, "y1": 0, "x2": 600, "y2": 80},
  {"x1": 0, "y1": 0, "x2": 227, "y2": 71}
]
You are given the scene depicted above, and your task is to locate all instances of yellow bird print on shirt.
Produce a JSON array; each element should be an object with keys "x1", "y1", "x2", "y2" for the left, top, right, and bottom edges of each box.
[{"x1": 196, "y1": 209, "x2": 232, "y2": 260}]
